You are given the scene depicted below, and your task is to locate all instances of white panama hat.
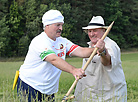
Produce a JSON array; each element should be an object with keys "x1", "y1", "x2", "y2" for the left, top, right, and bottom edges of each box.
[{"x1": 82, "y1": 16, "x2": 108, "y2": 33}]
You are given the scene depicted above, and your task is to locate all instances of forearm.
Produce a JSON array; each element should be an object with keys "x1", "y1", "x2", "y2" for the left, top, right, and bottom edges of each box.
[
  {"x1": 44, "y1": 54, "x2": 85, "y2": 79},
  {"x1": 45, "y1": 54, "x2": 74, "y2": 73},
  {"x1": 71, "y1": 47, "x2": 94, "y2": 58},
  {"x1": 100, "y1": 48, "x2": 111, "y2": 66},
  {"x1": 50, "y1": 56, "x2": 75, "y2": 73}
]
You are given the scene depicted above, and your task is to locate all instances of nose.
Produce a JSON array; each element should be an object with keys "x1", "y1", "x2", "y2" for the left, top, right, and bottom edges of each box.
[{"x1": 59, "y1": 25, "x2": 63, "y2": 30}]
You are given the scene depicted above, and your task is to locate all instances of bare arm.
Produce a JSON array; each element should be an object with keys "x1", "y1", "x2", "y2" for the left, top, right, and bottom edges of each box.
[
  {"x1": 70, "y1": 47, "x2": 94, "y2": 58},
  {"x1": 44, "y1": 54, "x2": 85, "y2": 79},
  {"x1": 72, "y1": 45, "x2": 111, "y2": 66},
  {"x1": 96, "y1": 39, "x2": 111, "y2": 66},
  {"x1": 71, "y1": 39, "x2": 108, "y2": 58},
  {"x1": 71, "y1": 39, "x2": 111, "y2": 66},
  {"x1": 100, "y1": 48, "x2": 111, "y2": 66}
]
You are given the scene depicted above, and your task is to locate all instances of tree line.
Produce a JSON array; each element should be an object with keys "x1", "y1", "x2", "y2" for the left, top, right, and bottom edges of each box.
[{"x1": 0, "y1": 0, "x2": 138, "y2": 57}]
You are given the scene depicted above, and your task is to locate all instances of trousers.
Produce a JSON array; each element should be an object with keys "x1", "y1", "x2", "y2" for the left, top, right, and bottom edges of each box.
[{"x1": 17, "y1": 77, "x2": 55, "y2": 102}]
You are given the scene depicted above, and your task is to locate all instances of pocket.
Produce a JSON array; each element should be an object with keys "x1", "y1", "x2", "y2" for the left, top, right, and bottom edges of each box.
[{"x1": 84, "y1": 57, "x2": 99, "y2": 76}]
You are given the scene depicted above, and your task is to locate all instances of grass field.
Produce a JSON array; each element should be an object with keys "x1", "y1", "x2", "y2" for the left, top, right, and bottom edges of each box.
[{"x1": 0, "y1": 52, "x2": 138, "y2": 102}]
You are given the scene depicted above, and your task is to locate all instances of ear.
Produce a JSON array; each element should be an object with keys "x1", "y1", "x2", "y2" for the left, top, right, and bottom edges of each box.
[
  {"x1": 44, "y1": 25, "x2": 49, "y2": 30},
  {"x1": 45, "y1": 25, "x2": 50, "y2": 29}
]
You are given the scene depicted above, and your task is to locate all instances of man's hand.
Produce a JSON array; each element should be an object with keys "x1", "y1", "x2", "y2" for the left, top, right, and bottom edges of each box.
[
  {"x1": 71, "y1": 68, "x2": 86, "y2": 80},
  {"x1": 45, "y1": 54, "x2": 86, "y2": 79},
  {"x1": 96, "y1": 39, "x2": 105, "y2": 55},
  {"x1": 96, "y1": 39, "x2": 111, "y2": 66}
]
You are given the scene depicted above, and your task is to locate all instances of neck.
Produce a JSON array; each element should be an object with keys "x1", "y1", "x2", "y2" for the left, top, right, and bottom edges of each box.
[{"x1": 44, "y1": 31, "x2": 56, "y2": 41}]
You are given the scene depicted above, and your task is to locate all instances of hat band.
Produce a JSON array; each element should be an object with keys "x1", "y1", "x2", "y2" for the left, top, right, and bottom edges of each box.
[{"x1": 88, "y1": 23, "x2": 104, "y2": 26}]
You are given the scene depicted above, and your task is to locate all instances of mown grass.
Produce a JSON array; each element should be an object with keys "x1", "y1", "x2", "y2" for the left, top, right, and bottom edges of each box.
[{"x1": 0, "y1": 52, "x2": 138, "y2": 102}]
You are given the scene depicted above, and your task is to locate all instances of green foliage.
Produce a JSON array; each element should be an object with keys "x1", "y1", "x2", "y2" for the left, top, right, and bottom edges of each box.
[
  {"x1": 0, "y1": 0, "x2": 138, "y2": 57},
  {"x1": 18, "y1": 36, "x2": 29, "y2": 56},
  {"x1": 0, "y1": 16, "x2": 10, "y2": 56},
  {"x1": 23, "y1": 0, "x2": 42, "y2": 39},
  {"x1": 103, "y1": 0, "x2": 129, "y2": 48},
  {"x1": 5, "y1": 0, "x2": 23, "y2": 57}
]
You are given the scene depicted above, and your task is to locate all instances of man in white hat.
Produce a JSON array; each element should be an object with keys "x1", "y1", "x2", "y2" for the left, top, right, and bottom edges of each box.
[
  {"x1": 17, "y1": 10, "x2": 105, "y2": 102},
  {"x1": 74, "y1": 16, "x2": 127, "y2": 102}
]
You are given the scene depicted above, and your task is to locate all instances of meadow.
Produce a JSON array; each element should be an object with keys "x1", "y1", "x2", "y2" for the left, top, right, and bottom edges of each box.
[{"x1": 0, "y1": 52, "x2": 138, "y2": 102}]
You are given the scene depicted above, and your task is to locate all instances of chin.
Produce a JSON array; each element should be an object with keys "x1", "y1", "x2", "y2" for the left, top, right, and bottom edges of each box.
[
  {"x1": 91, "y1": 40, "x2": 97, "y2": 44},
  {"x1": 56, "y1": 35, "x2": 61, "y2": 38}
]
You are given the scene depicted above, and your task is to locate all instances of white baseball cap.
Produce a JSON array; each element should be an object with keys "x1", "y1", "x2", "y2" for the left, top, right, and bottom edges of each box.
[{"x1": 42, "y1": 10, "x2": 64, "y2": 27}]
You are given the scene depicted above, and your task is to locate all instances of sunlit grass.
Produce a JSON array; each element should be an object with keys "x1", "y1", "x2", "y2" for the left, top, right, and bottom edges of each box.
[{"x1": 0, "y1": 52, "x2": 138, "y2": 101}]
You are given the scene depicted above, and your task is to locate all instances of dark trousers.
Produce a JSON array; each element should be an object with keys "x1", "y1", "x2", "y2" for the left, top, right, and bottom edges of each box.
[{"x1": 17, "y1": 77, "x2": 55, "y2": 102}]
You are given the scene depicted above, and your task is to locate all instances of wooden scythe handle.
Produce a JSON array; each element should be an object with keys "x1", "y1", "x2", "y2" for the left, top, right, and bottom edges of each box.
[{"x1": 62, "y1": 21, "x2": 114, "y2": 102}]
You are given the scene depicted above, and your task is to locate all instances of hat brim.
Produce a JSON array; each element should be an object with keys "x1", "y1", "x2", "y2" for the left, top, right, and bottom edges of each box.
[
  {"x1": 82, "y1": 25, "x2": 108, "y2": 30},
  {"x1": 82, "y1": 25, "x2": 108, "y2": 33}
]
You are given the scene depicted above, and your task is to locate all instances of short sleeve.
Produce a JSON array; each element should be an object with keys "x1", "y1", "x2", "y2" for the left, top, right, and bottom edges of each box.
[
  {"x1": 65, "y1": 39, "x2": 79, "y2": 56},
  {"x1": 40, "y1": 49, "x2": 56, "y2": 60},
  {"x1": 30, "y1": 34, "x2": 56, "y2": 61}
]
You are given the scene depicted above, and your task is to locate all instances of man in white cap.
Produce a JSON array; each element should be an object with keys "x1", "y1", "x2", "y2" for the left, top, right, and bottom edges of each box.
[
  {"x1": 17, "y1": 10, "x2": 105, "y2": 102},
  {"x1": 74, "y1": 16, "x2": 127, "y2": 102}
]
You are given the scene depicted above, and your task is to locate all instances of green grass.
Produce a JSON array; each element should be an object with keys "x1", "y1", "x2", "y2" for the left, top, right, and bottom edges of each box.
[
  {"x1": 121, "y1": 52, "x2": 138, "y2": 81},
  {"x1": 121, "y1": 52, "x2": 138, "y2": 102},
  {"x1": 0, "y1": 52, "x2": 138, "y2": 101}
]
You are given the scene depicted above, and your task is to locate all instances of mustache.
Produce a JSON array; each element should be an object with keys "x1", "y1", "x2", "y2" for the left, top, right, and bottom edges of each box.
[{"x1": 57, "y1": 30, "x2": 62, "y2": 33}]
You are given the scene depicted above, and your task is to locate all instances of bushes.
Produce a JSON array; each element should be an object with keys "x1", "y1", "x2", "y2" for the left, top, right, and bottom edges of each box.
[{"x1": 0, "y1": 0, "x2": 138, "y2": 57}]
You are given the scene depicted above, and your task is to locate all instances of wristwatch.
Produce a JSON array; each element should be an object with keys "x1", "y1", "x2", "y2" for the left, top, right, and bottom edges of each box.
[{"x1": 99, "y1": 49, "x2": 106, "y2": 56}]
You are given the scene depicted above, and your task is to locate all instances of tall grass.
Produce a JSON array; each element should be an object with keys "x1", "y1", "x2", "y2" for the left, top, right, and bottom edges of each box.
[{"x1": 0, "y1": 52, "x2": 138, "y2": 101}]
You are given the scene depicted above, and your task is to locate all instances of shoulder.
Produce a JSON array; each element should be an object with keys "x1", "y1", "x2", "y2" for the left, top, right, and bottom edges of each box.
[
  {"x1": 57, "y1": 36, "x2": 69, "y2": 41},
  {"x1": 105, "y1": 37, "x2": 116, "y2": 44},
  {"x1": 105, "y1": 37, "x2": 121, "y2": 55},
  {"x1": 57, "y1": 37, "x2": 73, "y2": 44},
  {"x1": 30, "y1": 32, "x2": 51, "y2": 48},
  {"x1": 105, "y1": 37, "x2": 119, "y2": 48},
  {"x1": 32, "y1": 32, "x2": 46, "y2": 41}
]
